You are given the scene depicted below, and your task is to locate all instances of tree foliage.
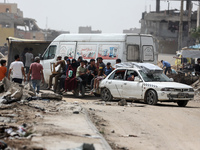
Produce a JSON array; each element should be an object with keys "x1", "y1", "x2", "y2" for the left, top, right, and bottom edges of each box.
[{"x1": 190, "y1": 26, "x2": 200, "y2": 42}]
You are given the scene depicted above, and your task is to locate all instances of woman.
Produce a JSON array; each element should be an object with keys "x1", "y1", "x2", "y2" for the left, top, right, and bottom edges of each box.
[{"x1": 65, "y1": 59, "x2": 78, "y2": 92}]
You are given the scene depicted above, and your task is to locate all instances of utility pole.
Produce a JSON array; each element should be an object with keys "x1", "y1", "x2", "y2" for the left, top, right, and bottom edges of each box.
[{"x1": 178, "y1": 0, "x2": 184, "y2": 50}]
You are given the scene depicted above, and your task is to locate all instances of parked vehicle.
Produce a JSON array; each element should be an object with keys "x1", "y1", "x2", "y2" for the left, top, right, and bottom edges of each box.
[
  {"x1": 40, "y1": 34, "x2": 157, "y2": 83},
  {"x1": 99, "y1": 62, "x2": 194, "y2": 107}
]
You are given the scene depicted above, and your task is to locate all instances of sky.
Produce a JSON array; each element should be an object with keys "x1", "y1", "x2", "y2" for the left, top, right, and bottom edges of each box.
[{"x1": 5, "y1": 0, "x2": 199, "y2": 33}]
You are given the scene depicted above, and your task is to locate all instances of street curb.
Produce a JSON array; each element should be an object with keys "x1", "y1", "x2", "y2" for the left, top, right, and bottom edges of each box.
[{"x1": 82, "y1": 106, "x2": 112, "y2": 150}]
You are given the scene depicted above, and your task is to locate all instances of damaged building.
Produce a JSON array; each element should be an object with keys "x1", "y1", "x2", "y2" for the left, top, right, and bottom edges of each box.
[
  {"x1": 140, "y1": 0, "x2": 198, "y2": 54},
  {"x1": 0, "y1": 2, "x2": 69, "y2": 47}
]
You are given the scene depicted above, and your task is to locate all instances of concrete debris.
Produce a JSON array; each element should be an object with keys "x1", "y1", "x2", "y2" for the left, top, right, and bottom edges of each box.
[
  {"x1": 0, "y1": 140, "x2": 7, "y2": 150},
  {"x1": 67, "y1": 143, "x2": 95, "y2": 150},
  {"x1": 41, "y1": 93, "x2": 62, "y2": 100},
  {"x1": 1, "y1": 78, "x2": 35, "y2": 104},
  {"x1": 73, "y1": 110, "x2": 80, "y2": 114},
  {"x1": 118, "y1": 99, "x2": 127, "y2": 106}
]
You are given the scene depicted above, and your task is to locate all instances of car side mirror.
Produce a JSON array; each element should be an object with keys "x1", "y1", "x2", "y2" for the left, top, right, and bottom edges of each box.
[
  {"x1": 169, "y1": 78, "x2": 174, "y2": 82},
  {"x1": 134, "y1": 77, "x2": 142, "y2": 82}
]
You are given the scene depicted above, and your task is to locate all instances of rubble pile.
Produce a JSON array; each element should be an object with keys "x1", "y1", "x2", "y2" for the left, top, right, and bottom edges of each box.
[
  {"x1": 167, "y1": 74, "x2": 199, "y2": 85},
  {"x1": 0, "y1": 77, "x2": 62, "y2": 105}
]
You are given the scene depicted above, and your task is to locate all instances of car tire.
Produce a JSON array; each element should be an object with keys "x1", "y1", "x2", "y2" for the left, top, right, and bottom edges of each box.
[
  {"x1": 146, "y1": 90, "x2": 158, "y2": 105},
  {"x1": 177, "y1": 100, "x2": 188, "y2": 107},
  {"x1": 101, "y1": 88, "x2": 113, "y2": 101}
]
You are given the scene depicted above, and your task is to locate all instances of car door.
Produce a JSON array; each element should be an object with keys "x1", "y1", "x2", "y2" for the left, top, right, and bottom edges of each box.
[
  {"x1": 123, "y1": 70, "x2": 143, "y2": 100},
  {"x1": 105, "y1": 69, "x2": 126, "y2": 98}
]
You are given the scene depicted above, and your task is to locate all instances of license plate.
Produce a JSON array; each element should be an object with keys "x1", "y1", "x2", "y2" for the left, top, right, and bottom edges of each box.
[{"x1": 178, "y1": 93, "x2": 187, "y2": 98}]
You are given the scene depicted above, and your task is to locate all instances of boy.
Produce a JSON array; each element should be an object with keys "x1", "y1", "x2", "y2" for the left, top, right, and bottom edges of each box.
[
  {"x1": 104, "y1": 62, "x2": 113, "y2": 76},
  {"x1": 0, "y1": 60, "x2": 7, "y2": 81}
]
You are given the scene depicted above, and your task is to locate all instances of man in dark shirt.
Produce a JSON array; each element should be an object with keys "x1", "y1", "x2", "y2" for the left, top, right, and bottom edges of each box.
[
  {"x1": 76, "y1": 56, "x2": 83, "y2": 67},
  {"x1": 97, "y1": 57, "x2": 105, "y2": 70},
  {"x1": 87, "y1": 59, "x2": 97, "y2": 85}
]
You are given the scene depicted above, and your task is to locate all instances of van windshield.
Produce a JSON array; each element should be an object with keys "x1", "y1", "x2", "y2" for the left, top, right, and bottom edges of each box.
[
  {"x1": 43, "y1": 45, "x2": 57, "y2": 60},
  {"x1": 139, "y1": 70, "x2": 171, "y2": 82}
]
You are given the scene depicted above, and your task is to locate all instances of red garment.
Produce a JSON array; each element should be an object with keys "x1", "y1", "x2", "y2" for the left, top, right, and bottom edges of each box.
[
  {"x1": 65, "y1": 77, "x2": 77, "y2": 91},
  {"x1": 0, "y1": 66, "x2": 7, "y2": 81},
  {"x1": 30, "y1": 62, "x2": 43, "y2": 80},
  {"x1": 65, "y1": 65, "x2": 77, "y2": 91}
]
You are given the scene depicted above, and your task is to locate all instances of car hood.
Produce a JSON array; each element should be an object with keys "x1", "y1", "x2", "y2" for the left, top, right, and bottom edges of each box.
[{"x1": 145, "y1": 82, "x2": 193, "y2": 89}]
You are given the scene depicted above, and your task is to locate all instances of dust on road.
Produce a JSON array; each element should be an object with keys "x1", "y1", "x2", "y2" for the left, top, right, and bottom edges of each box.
[{"x1": 1, "y1": 93, "x2": 200, "y2": 150}]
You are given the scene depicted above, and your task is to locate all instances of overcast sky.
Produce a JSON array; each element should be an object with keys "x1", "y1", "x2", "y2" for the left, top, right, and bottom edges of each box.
[{"x1": 6, "y1": 0, "x2": 199, "y2": 33}]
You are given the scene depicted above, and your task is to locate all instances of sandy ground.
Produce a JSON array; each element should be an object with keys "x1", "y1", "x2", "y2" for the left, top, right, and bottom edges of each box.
[
  {"x1": 1, "y1": 92, "x2": 200, "y2": 150},
  {"x1": 83, "y1": 99, "x2": 200, "y2": 150}
]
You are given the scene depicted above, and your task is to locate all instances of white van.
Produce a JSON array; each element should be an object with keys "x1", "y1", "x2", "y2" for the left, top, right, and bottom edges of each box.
[{"x1": 40, "y1": 34, "x2": 157, "y2": 83}]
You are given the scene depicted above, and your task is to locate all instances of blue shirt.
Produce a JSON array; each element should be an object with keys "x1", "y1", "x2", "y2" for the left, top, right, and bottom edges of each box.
[
  {"x1": 162, "y1": 61, "x2": 171, "y2": 68},
  {"x1": 104, "y1": 67, "x2": 112, "y2": 76}
]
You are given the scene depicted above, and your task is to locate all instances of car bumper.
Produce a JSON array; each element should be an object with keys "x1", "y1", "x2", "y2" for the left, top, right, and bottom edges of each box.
[{"x1": 157, "y1": 91, "x2": 194, "y2": 101}]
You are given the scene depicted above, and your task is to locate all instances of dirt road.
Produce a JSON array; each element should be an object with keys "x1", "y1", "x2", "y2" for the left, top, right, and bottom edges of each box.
[
  {"x1": 84, "y1": 100, "x2": 200, "y2": 150},
  {"x1": 1, "y1": 93, "x2": 200, "y2": 150}
]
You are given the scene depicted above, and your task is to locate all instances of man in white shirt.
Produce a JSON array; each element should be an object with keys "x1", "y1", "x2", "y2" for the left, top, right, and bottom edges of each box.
[
  {"x1": 8, "y1": 54, "x2": 26, "y2": 84},
  {"x1": 25, "y1": 48, "x2": 34, "y2": 74}
]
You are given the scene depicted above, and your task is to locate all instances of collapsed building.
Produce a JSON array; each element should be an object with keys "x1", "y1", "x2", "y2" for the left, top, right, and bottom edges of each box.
[
  {"x1": 0, "y1": 2, "x2": 70, "y2": 48},
  {"x1": 140, "y1": 0, "x2": 198, "y2": 54}
]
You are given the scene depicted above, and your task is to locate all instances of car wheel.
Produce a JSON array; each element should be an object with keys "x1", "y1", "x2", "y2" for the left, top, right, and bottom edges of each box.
[
  {"x1": 101, "y1": 88, "x2": 113, "y2": 101},
  {"x1": 177, "y1": 100, "x2": 188, "y2": 107},
  {"x1": 146, "y1": 90, "x2": 157, "y2": 105}
]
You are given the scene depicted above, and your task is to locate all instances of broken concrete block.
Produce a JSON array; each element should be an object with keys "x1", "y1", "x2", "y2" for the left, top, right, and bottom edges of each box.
[
  {"x1": 41, "y1": 93, "x2": 62, "y2": 100},
  {"x1": 11, "y1": 89, "x2": 23, "y2": 100},
  {"x1": 67, "y1": 143, "x2": 95, "y2": 150},
  {"x1": 2, "y1": 77, "x2": 11, "y2": 92},
  {"x1": 118, "y1": 99, "x2": 127, "y2": 106},
  {"x1": 73, "y1": 110, "x2": 80, "y2": 114}
]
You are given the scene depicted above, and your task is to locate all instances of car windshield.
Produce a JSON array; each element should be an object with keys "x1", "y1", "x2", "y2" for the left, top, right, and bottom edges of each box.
[{"x1": 139, "y1": 70, "x2": 171, "y2": 82}]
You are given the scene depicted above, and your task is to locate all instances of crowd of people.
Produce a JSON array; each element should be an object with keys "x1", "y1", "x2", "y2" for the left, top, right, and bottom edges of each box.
[
  {"x1": 47, "y1": 55, "x2": 122, "y2": 95},
  {"x1": 0, "y1": 50, "x2": 121, "y2": 95}
]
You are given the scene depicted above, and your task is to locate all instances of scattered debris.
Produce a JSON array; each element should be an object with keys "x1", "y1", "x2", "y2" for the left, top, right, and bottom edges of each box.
[
  {"x1": 0, "y1": 140, "x2": 7, "y2": 150},
  {"x1": 41, "y1": 93, "x2": 62, "y2": 100},
  {"x1": 67, "y1": 143, "x2": 95, "y2": 150},
  {"x1": 1, "y1": 78, "x2": 36, "y2": 104},
  {"x1": 73, "y1": 110, "x2": 80, "y2": 114},
  {"x1": 118, "y1": 99, "x2": 127, "y2": 106}
]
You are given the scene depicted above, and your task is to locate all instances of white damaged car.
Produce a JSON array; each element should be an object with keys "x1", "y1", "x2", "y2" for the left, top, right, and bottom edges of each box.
[{"x1": 99, "y1": 63, "x2": 194, "y2": 107}]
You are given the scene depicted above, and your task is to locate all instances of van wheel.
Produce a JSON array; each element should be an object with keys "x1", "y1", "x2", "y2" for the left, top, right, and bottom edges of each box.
[
  {"x1": 101, "y1": 88, "x2": 113, "y2": 101},
  {"x1": 146, "y1": 90, "x2": 157, "y2": 105},
  {"x1": 177, "y1": 100, "x2": 188, "y2": 107}
]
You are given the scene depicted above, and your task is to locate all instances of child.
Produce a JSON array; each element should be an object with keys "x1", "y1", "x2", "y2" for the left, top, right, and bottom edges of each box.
[
  {"x1": 127, "y1": 73, "x2": 135, "y2": 81},
  {"x1": 91, "y1": 68, "x2": 105, "y2": 93},
  {"x1": 104, "y1": 62, "x2": 113, "y2": 76},
  {"x1": 0, "y1": 60, "x2": 7, "y2": 81}
]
